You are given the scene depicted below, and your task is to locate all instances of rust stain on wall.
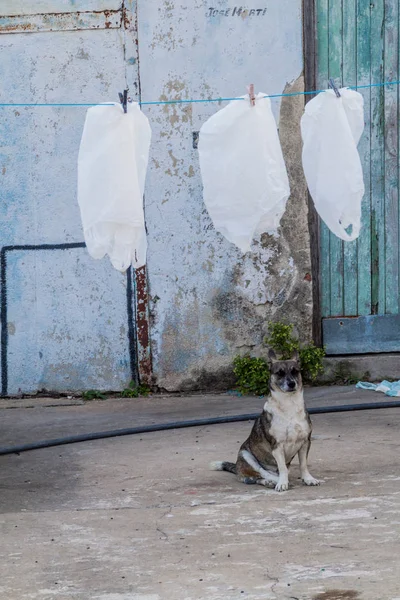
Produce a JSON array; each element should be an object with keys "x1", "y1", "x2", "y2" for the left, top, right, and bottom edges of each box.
[{"x1": 135, "y1": 266, "x2": 152, "y2": 385}]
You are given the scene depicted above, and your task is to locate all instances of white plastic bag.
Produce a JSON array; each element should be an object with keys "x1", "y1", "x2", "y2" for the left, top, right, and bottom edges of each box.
[
  {"x1": 78, "y1": 102, "x2": 151, "y2": 272},
  {"x1": 198, "y1": 93, "x2": 290, "y2": 253},
  {"x1": 301, "y1": 88, "x2": 365, "y2": 241}
]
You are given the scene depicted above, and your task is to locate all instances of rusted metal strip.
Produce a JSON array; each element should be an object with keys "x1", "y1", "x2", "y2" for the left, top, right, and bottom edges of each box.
[
  {"x1": 135, "y1": 265, "x2": 152, "y2": 386},
  {"x1": 125, "y1": 0, "x2": 150, "y2": 385},
  {"x1": 0, "y1": 10, "x2": 122, "y2": 34}
]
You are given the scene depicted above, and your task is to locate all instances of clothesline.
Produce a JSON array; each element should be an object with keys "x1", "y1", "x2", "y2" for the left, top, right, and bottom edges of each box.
[{"x1": 0, "y1": 79, "x2": 399, "y2": 108}]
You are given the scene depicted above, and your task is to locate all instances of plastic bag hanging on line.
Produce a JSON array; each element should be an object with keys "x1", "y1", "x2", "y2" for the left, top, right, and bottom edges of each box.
[
  {"x1": 198, "y1": 92, "x2": 290, "y2": 253},
  {"x1": 78, "y1": 102, "x2": 151, "y2": 272},
  {"x1": 301, "y1": 88, "x2": 365, "y2": 242}
]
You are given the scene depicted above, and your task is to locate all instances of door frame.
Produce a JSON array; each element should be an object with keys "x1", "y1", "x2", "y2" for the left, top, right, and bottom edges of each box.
[{"x1": 303, "y1": 0, "x2": 322, "y2": 346}]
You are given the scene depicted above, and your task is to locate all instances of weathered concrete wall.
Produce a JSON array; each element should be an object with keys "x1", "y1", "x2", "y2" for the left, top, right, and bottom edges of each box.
[
  {"x1": 0, "y1": 0, "x2": 312, "y2": 395},
  {"x1": 0, "y1": 1, "x2": 138, "y2": 396},
  {"x1": 139, "y1": 1, "x2": 312, "y2": 390}
]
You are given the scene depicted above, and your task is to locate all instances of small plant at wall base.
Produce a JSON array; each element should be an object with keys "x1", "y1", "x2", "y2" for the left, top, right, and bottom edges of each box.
[
  {"x1": 298, "y1": 344, "x2": 326, "y2": 381},
  {"x1": 233, "y1": 322, "x2": 325, "y2": 395},
  {"x1": 82, "y1": 389, "x2": 107, "y2": 400},
  {"x1": 121, "y1": 381, "x2": 150, "y2": 398},
  {"x1": 266, "y1": 322, "x2": 325, "y2": 382},
  {"x1": 265, "y1": 322, "x2": 298, "y2": 360},
  {"x1": 233, "y1": 355, "x2": 271, "y2": 396}
]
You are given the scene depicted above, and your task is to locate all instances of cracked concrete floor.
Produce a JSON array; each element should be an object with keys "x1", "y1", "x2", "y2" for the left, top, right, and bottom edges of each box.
[{"x1": 0, "y1": 388, "x2": 399, "y2": 600}]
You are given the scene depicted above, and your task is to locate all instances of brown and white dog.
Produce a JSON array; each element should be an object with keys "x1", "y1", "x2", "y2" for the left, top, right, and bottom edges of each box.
[{"x1": 210, "y1": 349, "x2": 320, "y2": 492}]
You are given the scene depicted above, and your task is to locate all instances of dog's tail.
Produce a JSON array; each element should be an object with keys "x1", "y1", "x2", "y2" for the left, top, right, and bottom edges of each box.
[{"x1": 209, "y1": 461, "x2": 236, "y2": 474}]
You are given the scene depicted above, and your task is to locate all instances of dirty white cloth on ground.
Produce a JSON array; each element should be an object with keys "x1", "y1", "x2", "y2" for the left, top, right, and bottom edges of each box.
[
  {"x1": 78, "y1": 102, "x2": 151, "y2": 272},
  {"x1": 356, "y1": 380, "x2": 400, "y2": 397},
  {"x1": 301, "y1": 88, "x2": 365, "y2": 242},
  {"x1": 198, "y1": 92, "x2": 290, "y2": 253}
]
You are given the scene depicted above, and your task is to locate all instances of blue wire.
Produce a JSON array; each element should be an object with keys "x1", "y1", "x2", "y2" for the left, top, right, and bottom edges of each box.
[
  {"x1": 0, "y1": 79, "x2": 399, "y2": 107},
  {"x1": 0, "y1": 103, "x2": 115, "y2": 107}
]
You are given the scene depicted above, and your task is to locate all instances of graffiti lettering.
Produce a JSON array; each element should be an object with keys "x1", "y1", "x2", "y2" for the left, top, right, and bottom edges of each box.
[{"x1": 207, "y1": 7, "x2": 268, "y2": 17}]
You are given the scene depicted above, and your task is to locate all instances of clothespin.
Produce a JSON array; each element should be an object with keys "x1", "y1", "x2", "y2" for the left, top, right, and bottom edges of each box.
[
  {"x1": 118, "y1": 89, "x2": 128, "y2": 113},
  {"x1": 328, "y1": 78, "x2": 341, "y2": 98},
  {"x1": 248, "y1": 83, "x2": 256, "y2": 107}
]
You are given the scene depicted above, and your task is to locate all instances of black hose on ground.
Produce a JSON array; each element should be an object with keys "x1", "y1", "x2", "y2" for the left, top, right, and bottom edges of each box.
[{"x1": 0, "y1": 400, "x2": 399, "y2": 456}]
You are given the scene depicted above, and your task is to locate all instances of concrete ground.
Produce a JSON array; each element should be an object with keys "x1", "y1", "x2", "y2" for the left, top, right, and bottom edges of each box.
[{"x1": 0, "y1": 387, "x2": 399, "y2": 600}]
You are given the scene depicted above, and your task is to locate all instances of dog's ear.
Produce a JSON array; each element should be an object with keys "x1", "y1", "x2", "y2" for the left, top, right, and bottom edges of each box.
[
  {"x1": 291, "y1": 349, "x2": 300, "y2": 362},
  {"x1": 268, "y1": 349, "x2": 277, "y2": 363}
]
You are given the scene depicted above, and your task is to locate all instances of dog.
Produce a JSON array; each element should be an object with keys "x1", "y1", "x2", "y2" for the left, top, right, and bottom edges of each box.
[{"x1": 210, "y1": 349, "x2": 320, "y2": 492}]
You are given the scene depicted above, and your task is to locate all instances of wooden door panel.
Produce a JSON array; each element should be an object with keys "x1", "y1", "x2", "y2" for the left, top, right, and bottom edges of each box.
[{"x1": 317, "y1": 0, "x2": 400, "y2": 353}]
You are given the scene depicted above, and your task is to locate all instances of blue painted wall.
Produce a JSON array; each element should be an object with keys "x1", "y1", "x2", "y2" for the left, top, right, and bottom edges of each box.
[{"x1": 0, "y1": 1, "x2": 136, "y2": 395}]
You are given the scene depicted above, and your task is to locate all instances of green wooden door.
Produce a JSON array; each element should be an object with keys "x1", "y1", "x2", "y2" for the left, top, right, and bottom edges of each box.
[{"x1": 317, "y1": 0, "x2": 400, "y2": 354}]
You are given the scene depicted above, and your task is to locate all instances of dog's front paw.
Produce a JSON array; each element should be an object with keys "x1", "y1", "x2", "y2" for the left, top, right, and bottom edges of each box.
[
  {"x1": 275, "y1": 479, "x2": 289, "y2": 492},
  {"x1": 302, "y1": 475, "x2": 320, "y2": 486},
  {"x1": 258, "y1": 478, "x2": 276, "y2": 488}
]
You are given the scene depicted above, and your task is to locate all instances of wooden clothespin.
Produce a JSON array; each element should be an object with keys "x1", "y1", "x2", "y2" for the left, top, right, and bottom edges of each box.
[
  {"x1": 328, "y1": 78, "x2": 341, "y2": 98},
  {"x1": 118, "y1": 89, "x2": 128, "y2": 113},
  {"x1": 248, "y1": 83, "x2": 256, "y2": 107}
]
